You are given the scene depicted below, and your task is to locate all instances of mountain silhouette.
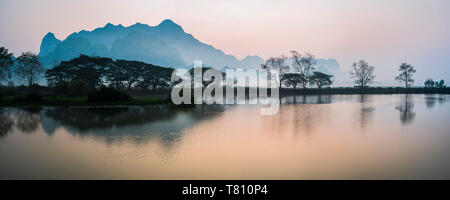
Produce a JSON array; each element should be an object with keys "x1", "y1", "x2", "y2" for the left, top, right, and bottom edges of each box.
[
  {"x1": 39, "y1": 19, "x2": 264, "y2": 69},
  {"x1": 39, "y1": 32, "x2": 61, "y2": 57},
  {"x1": 38, "y1": 19, "x2": 346, "y2": 83}
]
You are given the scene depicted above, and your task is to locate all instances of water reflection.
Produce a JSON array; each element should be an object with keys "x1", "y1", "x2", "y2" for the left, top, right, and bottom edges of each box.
[
  {"x1": 425, "y1": 94, "x2": 447, "y2": 109},
  {"x1": 1, "y1": 94, "x2": 450, "y2": 179},
  {"x1": 282, "y1": 94, "x2": 333, "y2": 104},
  {"x1": 396, "y1": 94, "x2": 415, "y2": 125},
  {"x1": 0, "y1": 109, "x2": 14, "y2": 138},
  {"x1": 358, "y1": 95, "x2": 375, "y2": 130},
  {"x1": 269, "y1": 101, "x2": 330, "y2": 138},
  {"x1": 0, "y1": 107, "x2": 42, "y2": 137},
  {"x1": 1, "y1": 94, "x2": 448, "y2": 142},
  {"x1": 425, "y1": 95, "x2": 437, "y2": 108},
  {"x1": 41, "y1": 105, "x2": 226, "y2": 145},
  {"x1": 0, "y1": 105, "x2": 226, "y2": 145},
  {"x1": 16, "y1": 107, "x2": 42, "y2": 134}
]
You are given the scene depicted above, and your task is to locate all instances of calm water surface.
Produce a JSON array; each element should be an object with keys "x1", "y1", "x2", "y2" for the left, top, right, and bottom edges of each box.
[{"x1": 1, "y1": 94, "x2": 450, "y2": 179}]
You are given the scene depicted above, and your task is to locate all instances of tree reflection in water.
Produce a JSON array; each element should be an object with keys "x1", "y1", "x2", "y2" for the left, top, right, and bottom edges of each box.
[
  {"x1": 282, "y1": 94, "x2": 333, "y2": 105},
  {"x1": 425, "y1": 94, "x2": 447, "y2": 109},
  {"x1": 2, "y1": 94, "x2": 448, "y2": 144},
  {"x1": 358, "y1": 94, "x2": 375, "y2": 130},
  {"x1": 0, "y1": 109, "x2": 14, "y2": 138},
  {"x1": 0, "y1": 107, "x2": 42, "y2": 138},
  {"x1": 41, "y1": 105, "x2": 226, "y2": 146},
  {"x1": 16, "y1": 107, "x2": 42, "y2": 134},
  {"x1": 396, "y1": 94, "x2": 416, "y2": 125},
  {"x1": 270, "y1": 95, "x2": 332, "y2": 138}
]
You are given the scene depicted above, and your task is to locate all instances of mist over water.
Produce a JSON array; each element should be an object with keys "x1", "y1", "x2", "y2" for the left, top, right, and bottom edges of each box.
[{"x1": 1, "y1": 94, "x2": 450, "y2": 179}]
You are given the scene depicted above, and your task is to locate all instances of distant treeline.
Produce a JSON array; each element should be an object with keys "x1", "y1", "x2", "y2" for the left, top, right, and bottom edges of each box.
[
  {"x1": 261, "y1": 51, "x2": 447, "y2": 90},
  {"x1": 0, "y1": 46, "x2": 448, "y2": 96},
  {"x1": 45, "y1": 55, "x2": 175, "y2": 96}
]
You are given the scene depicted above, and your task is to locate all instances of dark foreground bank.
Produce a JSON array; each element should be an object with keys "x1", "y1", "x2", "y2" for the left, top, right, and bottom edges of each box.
[{"x1": 1, "y1": 86, "x2": 449, "y2": 106}]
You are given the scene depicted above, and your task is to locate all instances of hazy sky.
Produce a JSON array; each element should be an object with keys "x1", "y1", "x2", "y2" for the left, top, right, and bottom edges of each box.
[{"x1": 1, "y1": 0, "x2": 449, "y2": 85}]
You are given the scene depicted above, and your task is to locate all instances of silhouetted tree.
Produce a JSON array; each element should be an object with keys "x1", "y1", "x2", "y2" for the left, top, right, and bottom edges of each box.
[
  {"x1": 45, "y1": 62, "x2": 74, "y2": 87},
  {"x1": 425, "y1": 79, "x2": 447, "y2": 88},
  {"x1": 437, "y1": 80, "x2": 446, "y2": 88},
  {"x1": 424, "y1": 79, "x2": 435, "y2": 88},
  {"x1": 45, "y1": 55, "x2": 181, "y2": 93},
  {"x1": 118, "y1": 60, "x2": 144, "y2": 90},
  {"x1": 282, "y1": 73, "x2": 305, "y2": 90},
  {"x1": 0, "y1": 47, "x2": 14, "y2": 82},
  {"x1": 46, "y1": 55, "x2": 108, "y2": 90},
  {"x1": 309, "y1": 71, "x2": 333, "y2": 89},
  {"x1": 290, "y1": 51, "x2": 316, "y2": 88},
  {"x1": 261, "y1": 56, "x2": 289, "y2": 90},
  {"x1": 350, "y1": 60, "x2": 375, "y2": 88},
  {"x1": 104, "y1": 61, "x2": 126, "y2": 89},
  {"x1": 14, "y1": 52, "x2": 45, "y2": 87},
  {"x1": 395, "y1": 63, "x2": 416, "y2": 88},
  {"x1": 140, "y1": 65, "x2": 174, "y2": 89}
]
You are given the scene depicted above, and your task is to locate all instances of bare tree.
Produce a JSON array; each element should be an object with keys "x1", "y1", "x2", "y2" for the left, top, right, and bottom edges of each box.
[
  {"x1": 395, "y1": 63, "x2": 416, "y2": 88},
  {"x1": 290, "y1": 51, "x2": 316, "y2": 88},
  {"x1": 261, "y1": 55, "x2": 289, "y2": 90},
  {"x1": 15, "y1": 52, "x2": 45, "y2": 87},
  {"x1": 0, "y1": 47, "x2": 14, "y2": 82},
  {"x1": 350, "y1": 60, "x2": 375, "y2": 88}
]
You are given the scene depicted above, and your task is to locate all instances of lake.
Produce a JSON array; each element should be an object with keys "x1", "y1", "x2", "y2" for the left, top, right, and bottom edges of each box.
[{"x1": 1, "y1": 94, "x2": 449, "y2": 179}]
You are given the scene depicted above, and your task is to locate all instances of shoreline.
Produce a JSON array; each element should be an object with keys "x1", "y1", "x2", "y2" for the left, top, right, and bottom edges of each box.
[
  {"x1": 278, "y1": 87, "x2": 450, "y2": 95},
  {"x1": 1, "y1": 87, "x2": 449, "y2": 107}
]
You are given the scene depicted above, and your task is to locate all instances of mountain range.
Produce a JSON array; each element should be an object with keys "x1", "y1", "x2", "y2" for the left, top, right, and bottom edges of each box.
[
  {"x1": 39, "y1": 19, "x2": 265, "y2": 69},
  {"x1": 38, "y1": 19, "x2": 346, "y2": 83}
]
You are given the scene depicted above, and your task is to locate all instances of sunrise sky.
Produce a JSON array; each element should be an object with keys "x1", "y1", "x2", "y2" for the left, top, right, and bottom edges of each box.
[{"x1": 1, "y1": 0, "x2": 449, "y2": 85}]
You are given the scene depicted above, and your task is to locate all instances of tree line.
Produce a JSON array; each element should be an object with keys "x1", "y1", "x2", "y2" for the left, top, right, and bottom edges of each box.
[
  {"x1": 261, "y1": 50, "x2": 446, "y2": 89},
  {"x1": 261, "y1": 51, "x2": 334, "y2": 90},
  {"x1": 1, "y1": 47, "x2": 176, "y2": 95},
  {"x1": 45, "y1": 55, "x2": 175, "y2": 94},
  {"x1": 0, "y1": 46, "x2": 447, "y2": 92}
]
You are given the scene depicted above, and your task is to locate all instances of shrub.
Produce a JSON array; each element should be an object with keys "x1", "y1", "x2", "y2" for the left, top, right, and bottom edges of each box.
[{"x1": 87, "y1": 87, "x2": 132, "y2": 102}]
